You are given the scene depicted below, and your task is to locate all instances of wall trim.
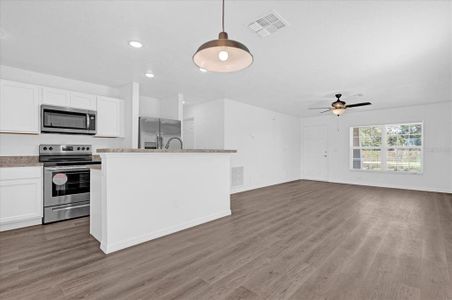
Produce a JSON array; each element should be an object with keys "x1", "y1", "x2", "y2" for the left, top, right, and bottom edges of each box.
[{"x1": 302, "y1": 178, "x2": 452, "y2": 194}]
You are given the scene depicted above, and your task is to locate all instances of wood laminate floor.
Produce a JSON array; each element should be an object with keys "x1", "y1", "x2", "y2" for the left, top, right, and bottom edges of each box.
[{"x1": 1, "y1": 180, "x2": 452, "y2": 300}]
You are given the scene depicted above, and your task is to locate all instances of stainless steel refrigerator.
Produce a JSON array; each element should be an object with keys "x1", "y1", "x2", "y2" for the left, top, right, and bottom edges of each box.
[{"x1": 139, "y1": 117, "x2": 182, "y2": 149}]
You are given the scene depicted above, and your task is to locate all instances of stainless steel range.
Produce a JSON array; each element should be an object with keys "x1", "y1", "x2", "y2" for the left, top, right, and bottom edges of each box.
[{"x1": 39, "y1": 144, "x2": 100, "y2": 223}]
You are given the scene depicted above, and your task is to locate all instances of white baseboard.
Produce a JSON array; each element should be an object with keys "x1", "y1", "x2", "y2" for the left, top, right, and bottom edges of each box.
[
  {"x1": 100, "y1": 210, "x2": 232, "y2": 254},
  {"x1": 303, "y1": 178, "x2": 452, "y2": 194},
  {"x1": 0, "y1": 217, "x2": 41, "y2": 232},
  {"x1": 231, "y1": 177, "x2": 300, "y2": 194}
]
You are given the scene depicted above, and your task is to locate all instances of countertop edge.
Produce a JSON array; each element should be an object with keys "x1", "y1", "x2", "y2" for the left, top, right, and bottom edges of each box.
[
  {"x1": 96, "y1": 149, "x2": 237, "y2": 153},
  {"x1": 0, "y1": 156, "x2": 42, "y2": 168}
]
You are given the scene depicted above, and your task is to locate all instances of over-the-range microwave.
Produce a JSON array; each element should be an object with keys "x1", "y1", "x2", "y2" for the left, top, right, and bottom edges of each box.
[{"x1": 41, "y1": 105, "x2": 96, "y2": 135}]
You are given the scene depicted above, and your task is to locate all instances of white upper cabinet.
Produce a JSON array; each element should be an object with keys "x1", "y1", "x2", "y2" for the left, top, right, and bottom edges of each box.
[
  {"x1": 0, "y1": 80, "x2": 120, "y2": 137},
  {"x1": 96, "y1": 96, "x2": 123, "y2": 138},
  {"x1": 42, "y1": 87, "x2": 70, "y2": 106},
  {"x1": 0, "y1": 80, "x2": 41, "y2": 134},
  {"x1": 69, "y1": 92, "x2": 96, "y2": 110},
  {"x1": 42, "y1": 88, "x2": 96, "y2": 110}
]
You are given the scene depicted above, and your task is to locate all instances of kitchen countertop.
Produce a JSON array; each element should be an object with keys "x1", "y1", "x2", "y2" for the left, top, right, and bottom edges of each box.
[
  {"x1": 88, "y1": 164, "x2": 102, "y2": 170},
  {"x1": 0, "y1": 156, "x2": 42, "y2": 168},
  {"x1": 96, "y1": 148, "x2": 237, "y2": 153}
]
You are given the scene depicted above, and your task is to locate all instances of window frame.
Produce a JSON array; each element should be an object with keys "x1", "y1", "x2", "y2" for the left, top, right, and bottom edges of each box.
[{"x1": 349, "y1": 122, "x2": 424, "y2": 174}]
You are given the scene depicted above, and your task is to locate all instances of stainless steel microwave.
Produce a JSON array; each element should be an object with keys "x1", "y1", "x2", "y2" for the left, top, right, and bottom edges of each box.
[{"x1": 41, "y1": 105, "x2": 96, "y2": 135}]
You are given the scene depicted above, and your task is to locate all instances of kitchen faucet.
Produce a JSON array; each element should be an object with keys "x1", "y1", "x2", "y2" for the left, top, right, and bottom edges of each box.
[{"x1": 165, "y1": 137, "x2": 183, "y2": 149}]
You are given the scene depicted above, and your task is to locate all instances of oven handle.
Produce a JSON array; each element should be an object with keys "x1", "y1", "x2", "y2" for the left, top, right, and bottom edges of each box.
[
  {"x1": 45, "y1": 166, "x2": 90, "y2": 172},
  {"x1": 52, "y1": 203, "x2": 90, "y2": 211}
]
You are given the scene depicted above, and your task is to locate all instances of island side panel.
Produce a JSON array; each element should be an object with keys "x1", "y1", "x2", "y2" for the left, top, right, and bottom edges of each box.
[
  {"x1": 99, "y1": 153, "x2": 232, "y2": 254},
  {"x1": 89, "y1": 168, "x2": 102, "y2": 242}
]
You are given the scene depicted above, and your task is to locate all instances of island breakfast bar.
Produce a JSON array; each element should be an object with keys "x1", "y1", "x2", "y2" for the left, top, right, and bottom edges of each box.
[{"x1": 90, "y1": 149, "x2": 236, "y2": 254}]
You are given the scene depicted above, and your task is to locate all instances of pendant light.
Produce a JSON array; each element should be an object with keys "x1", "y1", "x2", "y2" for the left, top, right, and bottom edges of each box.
[{"x1": 193, "y1": 0, "x2": 253, "y2": 72}]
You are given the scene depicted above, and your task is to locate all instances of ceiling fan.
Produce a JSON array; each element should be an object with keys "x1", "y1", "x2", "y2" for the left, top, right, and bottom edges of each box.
[{"x1": 310, "y1": 94, "x2": 372, "y2": 116}]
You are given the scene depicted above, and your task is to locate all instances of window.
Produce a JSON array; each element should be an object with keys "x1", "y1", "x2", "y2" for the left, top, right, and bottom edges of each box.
[{"x1": 351, "y1": 123, "x2": 423, "y2": 173}]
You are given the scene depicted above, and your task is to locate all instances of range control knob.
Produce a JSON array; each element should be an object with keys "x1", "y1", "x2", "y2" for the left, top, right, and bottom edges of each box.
[
  {"x1": 43, "y1": 147, "x2": 47, "y2": 151},
  {"x1": 86, "y1": 147, "x2": 90, "y2": 150},
  {"x1": 81, "y1": 147, "x2": 86, "y2": 150},
  {"x1": 77, "y1": 147, "x2": 81, "y2": 150},
  {"x1": 49, "y1": 147, "x2": 53, "y2": 151}
]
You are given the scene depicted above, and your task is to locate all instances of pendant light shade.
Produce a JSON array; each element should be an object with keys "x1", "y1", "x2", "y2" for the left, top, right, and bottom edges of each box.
[{"x1": 193, "y1": 0, "x2": 253, "y2": 72}]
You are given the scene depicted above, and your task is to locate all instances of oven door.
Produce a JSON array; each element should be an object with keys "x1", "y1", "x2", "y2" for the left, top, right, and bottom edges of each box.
[
  {"x1": 44, "y1": 166, "x2": 90, "y2": 207},
  {"x1": 41, "y1": 105, "x2": 96, "y2": 135}
]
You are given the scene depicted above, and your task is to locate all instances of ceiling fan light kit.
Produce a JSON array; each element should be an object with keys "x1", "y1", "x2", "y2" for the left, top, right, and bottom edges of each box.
[
  {"x1": 332, "y1": 108, "x2": 346, "y2": 116},
  {"x1": 193, "y1": 0, "x2": 253, "y2": 72},
  {"x1": 310, "y1": 93, "x2": 372, "y2": 116}
]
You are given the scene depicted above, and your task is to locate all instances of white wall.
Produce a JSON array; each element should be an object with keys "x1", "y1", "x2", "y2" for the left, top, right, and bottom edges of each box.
[
  {"x1": 119, "y1": 82, "x2": 140, "y2": 149},
  {"x1": 184, "y1": 100, "x2": 225, "y2": 149},
  {"x1": 224, "y1": 99, "x2": 301, "y2": 193},
  {"x1": 139, "y1": 96, "x2": 160, "y2": 118},
  {"x1": 140, "y1": 95, "x2": 182, "y2": 121},
  {"x1": 160, "y1": 98, "x2": 181, "y2": 120},
  {"x1": 185, "y1": 99, "x2": 301, "y2": 193},
  {"x1": 301, "y1": 102, "x2": 452, "y2": 193},
  {"x1": 0, "y1": 66, "x2": 128, "y2": 155}
]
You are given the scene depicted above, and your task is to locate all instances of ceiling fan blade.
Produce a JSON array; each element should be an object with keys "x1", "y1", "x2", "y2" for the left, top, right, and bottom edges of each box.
[
  {"x1": 345, "y1": 102, "x2": 372, "y2": 108},
  {"x1": 309, "y1": 107, "x2": 331, "y2": 110},
  {"x1": 320, "y1": 109, "x2": 331, "y2": 113}
]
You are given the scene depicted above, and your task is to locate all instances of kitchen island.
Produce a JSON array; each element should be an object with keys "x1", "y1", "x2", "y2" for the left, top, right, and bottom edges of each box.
[{"x1": 90, "y1": 148, "x2": 236, "y2": 254}]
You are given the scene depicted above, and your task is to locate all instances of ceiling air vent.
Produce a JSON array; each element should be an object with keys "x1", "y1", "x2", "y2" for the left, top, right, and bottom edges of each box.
[{"x1": 248, "y1": 11, "x2": 288, "y2": 38}]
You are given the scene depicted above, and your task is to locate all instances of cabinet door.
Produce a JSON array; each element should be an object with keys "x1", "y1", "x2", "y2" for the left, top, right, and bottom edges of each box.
[
  {"x1": 70, "y1": 92, "x2": 96, "y2": 110},
  {"x1": 96, "y1": 96, "x2": 121, "y2": 137},
  {"x1": 0, "y1": 80, "x2": 41, "y2": 134},
  {"x1": 0, "y1": 167, "x2": 42, "y2": 231},
  {"x1": 42, "y1": 87, "x2": 70, "y2": 106}
]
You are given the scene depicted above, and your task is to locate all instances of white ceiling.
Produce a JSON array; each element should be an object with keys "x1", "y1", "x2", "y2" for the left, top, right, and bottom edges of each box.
[{"x1": 1, "y1": 0, "x2": 451, "y2": 116}]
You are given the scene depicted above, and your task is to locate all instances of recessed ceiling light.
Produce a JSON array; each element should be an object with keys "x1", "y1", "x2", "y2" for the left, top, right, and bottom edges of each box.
[
  {"x1": 182, "y1": 101, "x2": 186, "y2": 104},
  {"x1": 128, "y1": 40, "x2": 143, "y2": 48},
  {"x1": 199, "y1": 68, "x2": 207, "y2": 73},
  {"x1": 145, "y1": 72, "x2": 155, "y2": 78}
]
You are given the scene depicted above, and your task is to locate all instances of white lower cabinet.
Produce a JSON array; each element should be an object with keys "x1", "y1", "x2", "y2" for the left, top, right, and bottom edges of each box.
[
  {"x1": 96, "y1": 96, "x2": 123, "y2": 137},
  {"x1": 0, "y1": 167, "x2": 43, "y2": 231}
]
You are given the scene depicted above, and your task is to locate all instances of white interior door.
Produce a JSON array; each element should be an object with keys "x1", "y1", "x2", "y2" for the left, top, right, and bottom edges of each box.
[
  {"x1": 303, "y1": 125, "x2": 329, "y2": 181},
  {"x1": 183, "y1": 118, "x2": 195, "y2": 149}
]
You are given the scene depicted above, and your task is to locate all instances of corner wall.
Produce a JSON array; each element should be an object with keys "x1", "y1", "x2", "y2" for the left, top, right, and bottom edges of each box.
[
  {"x1": 224, "y1": 99, "x2": 301, "y2": 193},
  {"x1": 184, "y1": 99, "x2": 301, "y2": 193}
]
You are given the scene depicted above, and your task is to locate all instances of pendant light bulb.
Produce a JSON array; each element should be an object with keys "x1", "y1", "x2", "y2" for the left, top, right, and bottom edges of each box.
[{"x1": 218, "y1": 50, "x2": 229, "y2": 61}]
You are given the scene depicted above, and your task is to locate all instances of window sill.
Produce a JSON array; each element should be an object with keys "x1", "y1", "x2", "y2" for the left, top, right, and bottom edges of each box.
[{"x1": 349, "y1": 168, "x2": 423, "y2": 175}]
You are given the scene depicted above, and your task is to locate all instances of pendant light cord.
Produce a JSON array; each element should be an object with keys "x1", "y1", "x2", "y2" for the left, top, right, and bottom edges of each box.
[{"x1": 222, "y1": 0, "x2": 225, "y2": 32}]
